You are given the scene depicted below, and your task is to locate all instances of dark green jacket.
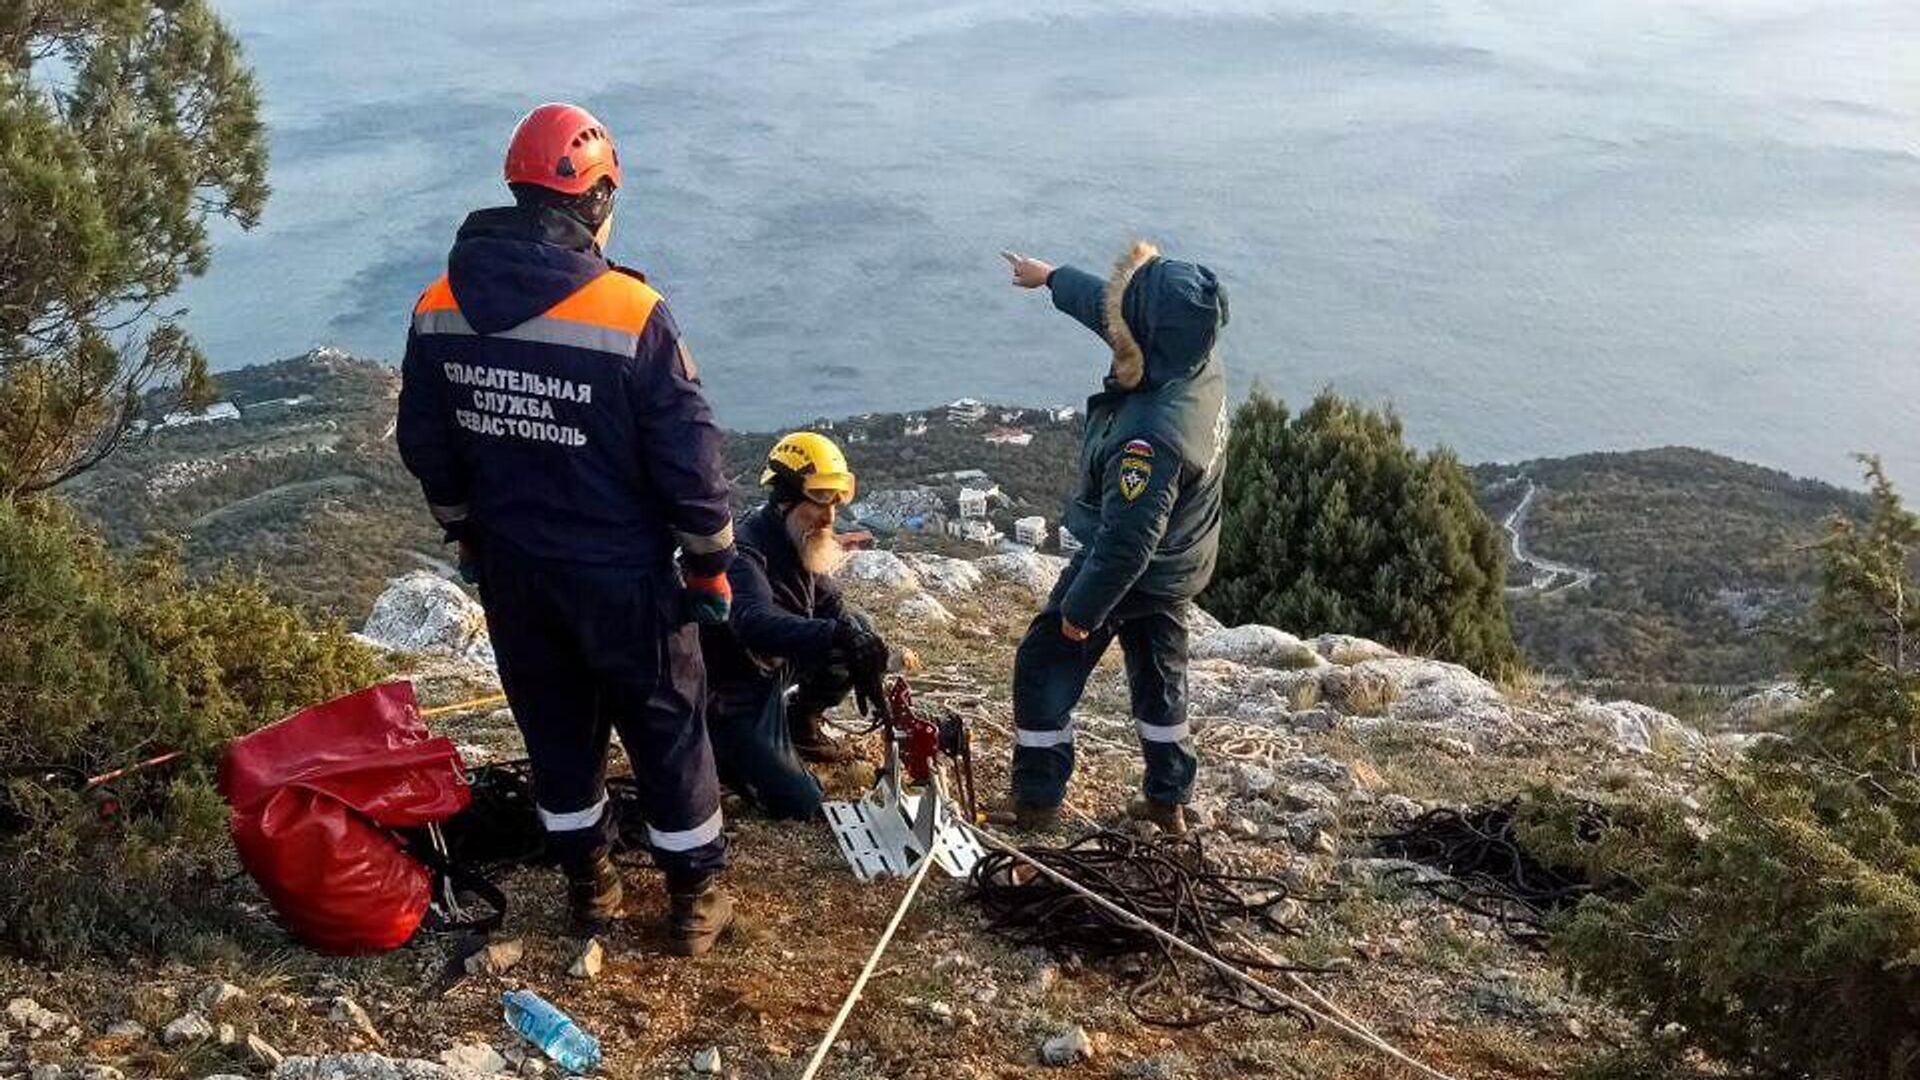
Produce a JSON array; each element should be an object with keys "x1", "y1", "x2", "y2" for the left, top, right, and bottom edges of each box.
[{"x1": 1049, "y1": 244, "x2": 1229, "y2": 629}]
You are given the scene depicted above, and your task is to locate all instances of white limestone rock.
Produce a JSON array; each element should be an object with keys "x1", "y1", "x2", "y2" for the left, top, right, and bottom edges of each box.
[
  {"x1": 275, "y1": 1054, "x2": 492, "y2": 1080},
  {"x1": 568, "y1": 937, "x2": 605, "y2": 980},
  {"x1": 1226, "y1": 762, "x2": 1278, "y2": 799},
  {"x1": 462, "y1": 938, "x2": 523, "y2": 977},
  {"x1": 1722, "y1": 683, "x2": 1814, "y2": 730},
  {"x1": 5, "y1": 998, "x2": 70, "y2": 1038},
  {"x1": 162, "y1": 1012, "x2": 214, "y2": 1046},
  {"x1": 361, "y1": 571, "x2": 493, "y2": 666},
  {"x1": 194, "y1": 980, "x2": 247, "y2": 1013},
  {"x1": 837, "y1": 549, "x2": 922, "y2": 591},
  {"x1": 899, "y1": 552, "x2": 985, "y2": 596},
  {"x1": 1191, "y1": 625, "x2": 1323, "y2": 670},
  {"x1": 1187, "y1": 658, "x2": 1322, "y2": 726},
  {"x1": 1310, "y1": 633, "x2": 1398, "y2": 665},
  {"x1": 1327, "y1": 656, "x2": 1508, "y2": 727},
  {"x1": 1574, "y1": 699, "x2": 1707, "y2": 755},
  {"x1": 895, "y1": 591, "x2": 957, "y2": 628},
  {"x1": 1040, "y1": 1025, "x2": 1095, "y2": 1067},
  {"x1": 975, "y1": 551, "x2": 1067, "y2": 601},
  {"x1": 1183, "y1": 605, "x2": 1226, "y2": 636},
  {"x1": 438, "y1": 1044, "x2": 508, "y2": 1074}
]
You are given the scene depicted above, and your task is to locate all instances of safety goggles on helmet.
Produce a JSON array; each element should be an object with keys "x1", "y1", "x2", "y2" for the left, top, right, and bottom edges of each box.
[{"x1": 796, "y1": 473, "x2": 856, "y2": 507}]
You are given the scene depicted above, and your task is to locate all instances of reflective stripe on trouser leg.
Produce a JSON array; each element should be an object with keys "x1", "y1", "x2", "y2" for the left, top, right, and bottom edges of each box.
[
  {"x1": 1135, "y1": 720, "x2": 1191, "y2": 743},
  {"x1": 475, "y1": 543, "x2": 618, "y2": 865},
  {"x1": 1118, "y1": 607, "x2": 1197, "y2": 805},
  {"x1": 538, "y1": 795, "x2": 609, "y2": 832},
  {"x1": 1009, "y1": 609, "x2": 1112, "y2": 807},
  {"x1": 601, "y1": 617, "x2": 727, "y2": 880},
  {"x1": 647, "y1": 808, "x2": 724, "y2": 852}
]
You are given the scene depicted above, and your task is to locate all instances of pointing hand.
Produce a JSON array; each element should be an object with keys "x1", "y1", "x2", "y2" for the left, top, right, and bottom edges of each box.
[{"x1": 1001, "y1": 250, "x2": 1055, "y2": 289}]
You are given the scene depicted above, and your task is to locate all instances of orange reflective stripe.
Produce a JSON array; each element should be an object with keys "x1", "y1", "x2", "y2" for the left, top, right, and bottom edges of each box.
[
  {"x1": 415, "y1": 275, "x2": 459, "y2": 314},
  {"x1": 542, "y1": 271, "x2": 661, "y2": 334}
]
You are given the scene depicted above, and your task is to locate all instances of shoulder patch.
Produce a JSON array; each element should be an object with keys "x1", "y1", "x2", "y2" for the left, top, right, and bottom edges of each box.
[
  {"x1": 676, "y1": 340, "x2": 700, "y2": 382},
  {"x1": 1122, "y1": 438, "x2": 1155, "y2": 458},
  {"x1": 1118, "y1": 456, "x2": 1153, "y2": 501}
]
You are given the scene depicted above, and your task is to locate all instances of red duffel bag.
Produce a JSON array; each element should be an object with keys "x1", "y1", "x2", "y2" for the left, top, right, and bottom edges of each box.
[{"x1": 219, "y1": 681, "x2": 474, "y2": 954}]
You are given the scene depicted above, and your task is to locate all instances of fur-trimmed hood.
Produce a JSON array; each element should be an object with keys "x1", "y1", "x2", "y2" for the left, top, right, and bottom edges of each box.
[{"x1": 1102, "y1": 241, "x2": 1228, "y2": 391}]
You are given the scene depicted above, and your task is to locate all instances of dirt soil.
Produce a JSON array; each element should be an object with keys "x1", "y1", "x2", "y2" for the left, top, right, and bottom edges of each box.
[{"x1": 3, "y1": 577, "x2": 1663, "y2": 1079}]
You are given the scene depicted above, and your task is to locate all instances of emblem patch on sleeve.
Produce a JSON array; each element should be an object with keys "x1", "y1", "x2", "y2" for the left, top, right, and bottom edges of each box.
[
  {"x1": 1118, "y1": 456, "x2": 1153, "y2": 501},
  {"x1": 1122, "y1": 438, "x2": 1156, "y2": 458},
  {"x1": 676, "y1": 341, "x2": 700, "y2": 382}
]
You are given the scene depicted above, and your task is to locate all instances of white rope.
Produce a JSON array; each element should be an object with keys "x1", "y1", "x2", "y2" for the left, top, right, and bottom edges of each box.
[
  {"x1": 849, "y1": 687, "x2": 1457, "y2": 1080},
  {"x1": 958, "y1": 820, "x2": 1464, "y2": 1080},
  {"x1": 796, "y1": 840, "x2": 941, "y2": 1080}
]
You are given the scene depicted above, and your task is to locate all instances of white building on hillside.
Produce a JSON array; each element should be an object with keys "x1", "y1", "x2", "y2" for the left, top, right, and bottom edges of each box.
[
  {"x1": 1014, "y1": 516, "x2": 1047, "y2": 547},
  {"x1": 984, "y1": 427, "x2": 1032, "y2": 447},
  {"x1": 947, "y1": 518, "x2": 1002, "y2": 547},
  {"x1": 159, "y1": 401, "x2": 241, "y2": 428},
  {"x1": 904, "y1": 416, "x2": 928, "y2": 437},
  {"x1": 1057, "y1": 527, "x2": 1083, "y2": 554},
  {"x1": 958, "y1": 486, "x2": 992, "y2": 519},
  {"x1": 1046, "y1": 405, "x2": 1078, "y2": 423},
  {"x1": 947, "y1": 398, "x2": 987, "y2": 423}
]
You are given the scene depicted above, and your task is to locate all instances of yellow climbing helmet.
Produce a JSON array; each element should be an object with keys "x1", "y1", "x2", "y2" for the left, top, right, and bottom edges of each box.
[{"x1": 761, "y1": 431, "x2": 857, "y2": 506}]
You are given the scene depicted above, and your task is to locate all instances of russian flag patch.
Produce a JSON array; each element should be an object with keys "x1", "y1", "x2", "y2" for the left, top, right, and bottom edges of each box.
[{"x1": 1122, "y1": 438, "x2": 1155, "y2": 458}]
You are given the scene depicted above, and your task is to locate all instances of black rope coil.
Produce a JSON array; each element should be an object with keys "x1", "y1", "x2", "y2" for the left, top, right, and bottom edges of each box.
[
  {"x1": 1371, "y1": 801, "x2": 1610, "y2": 945},
  {"x1": 438, "y1": 759, "x2": 650, "y2": 870},
  {"x1": 969, "y1": 829, "x2": 1328, "y2": 1028}
]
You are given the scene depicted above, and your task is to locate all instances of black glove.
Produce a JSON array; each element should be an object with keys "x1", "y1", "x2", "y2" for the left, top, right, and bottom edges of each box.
[
  {"x1": 834, "y1": 617, "x2": 889, "y2": 679},
  {"x1": 833, "y1": 616, "x2": 890, "y2": 718}
]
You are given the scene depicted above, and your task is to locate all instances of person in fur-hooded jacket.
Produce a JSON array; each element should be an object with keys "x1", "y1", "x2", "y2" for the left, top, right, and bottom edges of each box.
[{"x1": 996, "y1": 243, "x2": 1230, "y2": 835}]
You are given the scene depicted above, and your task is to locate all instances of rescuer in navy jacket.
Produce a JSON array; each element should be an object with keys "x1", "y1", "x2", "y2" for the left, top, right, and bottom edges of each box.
[
  {"x1": 396, "y1": 103, "x2": 736, "y2": 956},
  {"x1": 995, "y1": 243, "x2": 1230, "y2": 836}
]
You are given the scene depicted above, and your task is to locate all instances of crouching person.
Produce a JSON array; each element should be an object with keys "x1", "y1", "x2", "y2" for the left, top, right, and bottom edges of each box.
[{"x1": 700, "y1": 433, "x2": 893, "y2": 819}]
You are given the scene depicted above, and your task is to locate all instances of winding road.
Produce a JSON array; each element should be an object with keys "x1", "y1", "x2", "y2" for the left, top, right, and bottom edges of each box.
[{"x1": 1501, "y1": 479, "x2": 1596, "y2": 594}]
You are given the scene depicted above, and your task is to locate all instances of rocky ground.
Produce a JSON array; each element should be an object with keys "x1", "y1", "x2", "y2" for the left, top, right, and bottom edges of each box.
[{"x1": 2, "y1": 549, "x2": 1803, "y2": 1080}]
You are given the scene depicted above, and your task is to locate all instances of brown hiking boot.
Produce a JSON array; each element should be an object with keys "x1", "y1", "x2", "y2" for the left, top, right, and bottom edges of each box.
[
  {"x1": 563, "y1": 848, "x2": 625, "y2": 936},
  {"x1": 984, "y1": 801, "x2": 1062, "y2": 833},
  {"x1": 666, "y1": 876, "x2": 736, "y2": 957},
  {"x1": 791, "y1": 712, "x2": 857, "y2": 765},
  {"x1": 1127, "y1": 798, "x2": 1188, "y2": 836}
]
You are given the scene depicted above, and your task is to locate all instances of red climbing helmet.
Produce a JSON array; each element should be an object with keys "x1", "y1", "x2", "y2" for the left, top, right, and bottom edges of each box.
[{"x1": 503, "y1": 102, "x2": 622, "y2": 196}]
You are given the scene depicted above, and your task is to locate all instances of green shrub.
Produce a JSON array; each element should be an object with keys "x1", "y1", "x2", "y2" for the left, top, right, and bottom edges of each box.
[
  {"x1": 0, "y1": 498, "x2": 380, "y2": 961},
  {"x1": 1550, "y1": 460, "x2": 1920, "y2": 1080},
  {"x1": 1202, "y1": 390, "x2": 1519, "y2": 676}
]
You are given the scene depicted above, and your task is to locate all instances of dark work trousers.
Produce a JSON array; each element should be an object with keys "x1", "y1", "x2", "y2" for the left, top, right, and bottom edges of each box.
[
  {"x1": 1010, "y1": 581, "x2": 1196, "y2": 810},
  {"x1": 706, "y1": 663, "x2": 851, "y2": 820},
  {"x1": 476, "y1": 537, "x2": 726, "y2": 884}
]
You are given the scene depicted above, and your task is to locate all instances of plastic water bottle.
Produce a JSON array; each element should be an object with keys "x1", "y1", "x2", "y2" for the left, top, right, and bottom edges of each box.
[{"x1": 502, "y1": 989, "x2": 601, "y2": 1073}]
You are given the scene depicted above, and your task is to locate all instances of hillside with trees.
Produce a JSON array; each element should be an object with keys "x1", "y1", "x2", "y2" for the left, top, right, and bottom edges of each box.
[
  {"x1": 61, "y1": 351, "x2": 1866, "y2": 691},
  {"x1": 1475, "y1": 449, "x2": 1865, "y2": 685}
]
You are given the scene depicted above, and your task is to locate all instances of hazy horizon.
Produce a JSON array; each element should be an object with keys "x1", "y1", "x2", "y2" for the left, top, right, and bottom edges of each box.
[{"x1": 183, "y1": 1, "x2": 1920, "y2": 487}]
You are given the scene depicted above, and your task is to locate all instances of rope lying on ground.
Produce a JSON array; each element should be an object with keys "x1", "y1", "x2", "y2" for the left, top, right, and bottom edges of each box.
[
  {"x1": 419, "y1": 693, "x2": 508, "y2": 719},
  {"x1": 970, "y1": 828, "x2": 1324, "y2": 1028},
  {"x1": 960, "y1": 820, "x2": 1464, "y2": 1080},
  {"x1": 1371, "y1": 801, "x2": 1608, "y2": 945},
  {"x1": 796, "y1": 836, "x2": 942, "y2": 1080}
]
